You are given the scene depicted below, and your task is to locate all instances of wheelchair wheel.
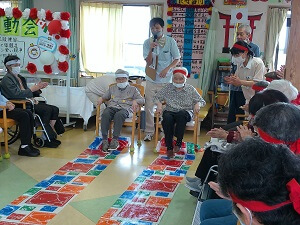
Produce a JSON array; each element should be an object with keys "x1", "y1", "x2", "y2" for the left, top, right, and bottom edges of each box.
[
  {"x1": 34, "y1": 138, "x2": 44, "y2": 148},
  {"x1": 1, "y1": 124, "x2": 20, "y2": 146}
]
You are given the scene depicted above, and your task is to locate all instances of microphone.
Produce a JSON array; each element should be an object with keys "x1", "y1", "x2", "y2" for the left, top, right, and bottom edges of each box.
[{"x1": 152, "y1": 34, "x2": 158, "y2": 52}]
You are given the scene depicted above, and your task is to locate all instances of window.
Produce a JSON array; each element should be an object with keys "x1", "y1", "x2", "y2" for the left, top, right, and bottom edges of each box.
[
  {"x1": 80, "y1": 3, "x2": 152, "y2": 76},
  {"x1": 0, "y1": 1, "x2": 11, "y2": 9},
  {"x1": 122, "y1": 6, "x2": 151, "y2": 77},
  {"x1": 273, "y1": 10, "x2": 291, "y2": 70}
]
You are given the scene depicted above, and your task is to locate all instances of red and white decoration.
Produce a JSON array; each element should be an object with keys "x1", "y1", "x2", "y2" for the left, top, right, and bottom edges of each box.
[
  {"x1": 0, "y1": 7, "x2": 71, "y2": 75},
  {"x1": 230, "y1": 8, "x2": 248, "y2": 25}
]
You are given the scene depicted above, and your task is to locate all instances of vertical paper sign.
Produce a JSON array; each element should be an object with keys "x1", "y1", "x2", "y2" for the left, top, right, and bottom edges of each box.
[
  {"x1": 172, "y1": 7, "x2": 208, "y2": 76},
  {"x1": 1, "y1": 17, "x2": 20, "y2": 36},
  {"x1": 21, "y1": 18, "x2": 38, "y2": 38}
]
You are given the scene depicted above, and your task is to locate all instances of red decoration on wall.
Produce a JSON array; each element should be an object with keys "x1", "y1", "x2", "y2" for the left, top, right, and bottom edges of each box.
[
  {"x1": 29, "y1": 8, "x2": 38, "y2": 19},
  {"x1": 43, "y1": 65, "x2": 52, "y2": 74},
  {"x1": 60, "y1": 12, "x2": 70, "y2": 21},
  {"x1": 58, "y1": 61, "x2": 69, "y2": 73},
  {"x1": 0, "y1": 8, "x2": 5, "y2": 17},
  {"x1": 12, "y1": 7, "x2": 22, "y2": 19},
  {"x1": 224, "y1": 0, "x2": 247, "y2": 5},
  {"x1": 26, "y1": 63, "x2": 37, "y2": 74},
  {"x1": 45, "y1": 10, "x2": 53, "y2": 21},
  {"x1": 60, "y1": 29, "x2": 71, "y2": 38},
  {"x1": 59, "y1": 45, "x2": 70, "y2": 55},
  {"x1": 48, "y1": 20, "x2": 62, "y2": 35}
]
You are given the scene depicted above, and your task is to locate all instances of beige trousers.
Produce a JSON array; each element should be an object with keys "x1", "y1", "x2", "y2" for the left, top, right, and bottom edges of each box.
[{"x1": 145, "y1": 80, "x2": 167, "y2": 135}]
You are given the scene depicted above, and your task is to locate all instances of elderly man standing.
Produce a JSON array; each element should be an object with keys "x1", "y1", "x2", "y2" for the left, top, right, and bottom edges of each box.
[
  {"x1": 143, "y1": 17, "x2": 181, "y2": 141},
  {"x1": 227, "y1": 24, "x2": 260, "y2": 123}
]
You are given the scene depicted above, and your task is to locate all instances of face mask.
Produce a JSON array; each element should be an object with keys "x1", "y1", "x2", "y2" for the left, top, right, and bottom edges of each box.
[
  {"x1": 117, "y1": 81, "x2": 129, "y2": 89},
  {"x1": 173, "y1": 82, "x2": 185, "y2": 88},
  {"x1": 11, "y1": 66, "x2": 20, "y2": 75},
  {"x1": 234, "y1": 56, "x2": 246, "y2": 65},
  {"x1": 233, "y1": 207, "x2": 253, "y2": 225},
  {"x1": 152, "y1": 30, "x2": 162, "y2": 37}
]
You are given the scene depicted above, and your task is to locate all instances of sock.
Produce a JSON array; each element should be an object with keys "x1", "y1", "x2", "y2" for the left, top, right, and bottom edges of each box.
[{"x1": 21, "y1": 145, "x2": 28, "y2": 148}]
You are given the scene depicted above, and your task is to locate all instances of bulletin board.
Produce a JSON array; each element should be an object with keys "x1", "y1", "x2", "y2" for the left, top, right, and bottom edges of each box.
[
  {"x1": 169, "y1": 7, "x2": 209, "y2": 77},
  {"x1": 0, "y1": 8, "x2": 71, "y2": 75}
]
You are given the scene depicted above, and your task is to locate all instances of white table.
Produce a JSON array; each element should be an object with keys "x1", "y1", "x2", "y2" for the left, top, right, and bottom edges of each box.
[{"x1": 41, "y1": 85, "x2": 94, "y2": 129}]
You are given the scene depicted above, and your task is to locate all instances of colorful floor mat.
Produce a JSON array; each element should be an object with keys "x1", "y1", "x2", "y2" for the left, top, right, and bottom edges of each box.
[
  {"x1": 97, "y1": 138, "x2": 199, "y2": 225},
  {"x1": 0, "y1": 137, "x2": 129, "y2": 225}
]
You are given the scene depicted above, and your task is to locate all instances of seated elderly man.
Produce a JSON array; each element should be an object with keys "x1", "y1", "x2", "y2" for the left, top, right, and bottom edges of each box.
[
  {"x1": 97, "y1": 69, "x2": 144, "y2": 152},
  {"x1": 217, "y1": 138, "x2": 300, "y2": 225},
  {"x1": 0, "y1": 91, "x2": 39, "y2": 157},
  {"x1": 1, "y1": 55, "x2": 62, "y2": 148},
  {"x1": 154, "y1": 67, "x2": 206, "y2": 158}
]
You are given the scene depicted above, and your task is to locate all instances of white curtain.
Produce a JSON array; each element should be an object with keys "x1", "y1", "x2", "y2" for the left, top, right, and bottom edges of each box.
[
  {"x1": 198, "y1": 8, "x2": 218, "y2": 99},
  {"x1": 80, "y1": 2, "x2": 123, "y2": 73},
  {"x1": 264, "y1": 8, "x2": 288, "y2": 71},
  {"x1": 150, "y1": 5, "x2": 163, "y2": 18}
]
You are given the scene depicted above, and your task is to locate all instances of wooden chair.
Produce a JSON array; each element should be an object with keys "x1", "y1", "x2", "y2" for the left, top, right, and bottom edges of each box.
[
  {"x1": 236, "y1": 114, "x2": 249, "y2": 126},
  {"x1": 95, "y1": 83, "x2": 145, "y2": 152},
  {"x1": 154, "y1": 88, "x2": 212, "y2": 152},
  {"x1": 0, "y1": 100, "x2": 26, "y2": 160}
]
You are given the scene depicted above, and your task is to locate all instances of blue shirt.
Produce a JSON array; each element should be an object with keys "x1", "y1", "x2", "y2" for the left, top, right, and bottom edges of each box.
[
  {"x1": 0, "y1": 91, "x2": 9, "y2": 111},
  {"x1": 230, "y1": 42, "x2": 260, "y2": 91},
  {"x1": 143, "y1": 35, "x2": 181, "y2": 84}
]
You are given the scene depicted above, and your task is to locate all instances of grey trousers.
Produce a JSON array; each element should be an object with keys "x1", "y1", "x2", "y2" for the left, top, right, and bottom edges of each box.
[{"x1": 101, "y1": 107, "x2": 129, "y2": 139}]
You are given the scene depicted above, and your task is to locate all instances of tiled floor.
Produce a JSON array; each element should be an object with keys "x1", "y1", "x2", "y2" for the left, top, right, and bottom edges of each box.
[{"x1": 0, "y1": 118, "x2": 210, "y2": 225}]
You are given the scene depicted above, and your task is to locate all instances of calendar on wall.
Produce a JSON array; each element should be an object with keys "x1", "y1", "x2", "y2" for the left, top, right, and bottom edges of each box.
[{"x1": 170, "y1": 7, "x2": 209, "y2": 77}]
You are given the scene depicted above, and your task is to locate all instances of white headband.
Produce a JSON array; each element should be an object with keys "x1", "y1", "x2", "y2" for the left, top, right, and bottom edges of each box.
[
  {"x1": 5, "y1": 59, "x2": 20, "y2": 66},
  {"x1": 115, "y1": 73, "x2": 128, "y2": 78}
]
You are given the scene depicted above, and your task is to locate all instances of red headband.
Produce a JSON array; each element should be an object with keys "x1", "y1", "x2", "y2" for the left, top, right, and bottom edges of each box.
[
  {"x1": 231, "y1": 179, "x2": 300, "y2": 214},
  {"x1": 257, "y1": 128, "x2": 300, "y2": 154},
  {"x1": 233, "y1": 43, "x2": 249, "y2": 52},
  {"x1": 266, "y1": 77, "x2": 274, "y2": 82},
  {"x1": 252, "y1": 85, "x2": 266, "y2": 92},
  {"x1": 173, "y1": 68, "x2": 188, "y2": 77}
]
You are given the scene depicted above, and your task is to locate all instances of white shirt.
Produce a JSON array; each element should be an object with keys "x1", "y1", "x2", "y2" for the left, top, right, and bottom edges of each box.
[{"x1": 236, "y1": 57, "x2": 266, "y2": 103}]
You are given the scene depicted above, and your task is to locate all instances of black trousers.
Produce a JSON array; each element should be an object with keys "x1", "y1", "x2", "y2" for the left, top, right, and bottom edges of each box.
[
  {"x1": 34, "y1": 102, "x2": 59, "y2": 123},
  {"x1": 162, "y1": 110, "x2": 191, "y2": 149},
  {"x1": 33, "y1": 103, "x2": 59, "y2": 139},
  {"x1": 195, "y1": 148, "x2": 221, "y2": 182},
  {"x1": 0, "y1": 108, "x2": 34, "y2": 145},
  {"x1": 227, "y1": 90, "x2": 246, "y2": 124}
]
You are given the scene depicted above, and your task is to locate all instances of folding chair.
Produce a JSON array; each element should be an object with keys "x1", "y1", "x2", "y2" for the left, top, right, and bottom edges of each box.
[
  {"x1": 96, "y1": 83, "x2": 145, "y2": 152},
  {"x1": 154, "y1": 88, "x2": 203, "y2": 152}
]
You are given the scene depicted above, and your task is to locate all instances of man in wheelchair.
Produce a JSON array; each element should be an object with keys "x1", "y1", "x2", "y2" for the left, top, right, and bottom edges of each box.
[
  {"x1": 1, "y1": 55, "x2": 64, "y2": 148},
  {"x1": 0, "y1": 92, "x2": 39, "y2": 157}
]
